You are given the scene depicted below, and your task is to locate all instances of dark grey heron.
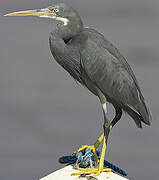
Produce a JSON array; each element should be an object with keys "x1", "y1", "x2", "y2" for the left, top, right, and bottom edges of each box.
[{"x1": 5, "y1": 3, "x2": 152, "y2": 176}]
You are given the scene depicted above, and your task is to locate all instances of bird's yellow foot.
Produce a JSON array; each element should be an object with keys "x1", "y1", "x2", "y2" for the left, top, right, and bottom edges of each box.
[
  {"x1": 72, "y1": 136, "x2": 109, "y2": 177},
  {"x1": 72, "y1": 167, "x2": 112, "y2": 176},
  {"x1": 73, "y1": 145, "x2": 99, "y2": 163}
]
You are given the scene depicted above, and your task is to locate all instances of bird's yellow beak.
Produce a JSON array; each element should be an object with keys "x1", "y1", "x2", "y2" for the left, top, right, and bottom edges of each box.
[{"x1": 4, "y1": 9, "x2": 56, "y2": 17}]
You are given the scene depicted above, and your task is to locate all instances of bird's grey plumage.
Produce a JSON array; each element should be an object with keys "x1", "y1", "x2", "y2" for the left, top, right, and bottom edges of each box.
[{"x1": 49, "y1": 3, "x2": 152, "y2": 128}]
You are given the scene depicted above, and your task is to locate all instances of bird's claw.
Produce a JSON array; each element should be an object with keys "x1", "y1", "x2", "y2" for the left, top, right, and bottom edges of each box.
[
  {"x1": 73, "y1": 145, "x2": 90, "y2": 154},
  {"x1": 72, "y1": 167, "x2": 112, "y2": 176}
]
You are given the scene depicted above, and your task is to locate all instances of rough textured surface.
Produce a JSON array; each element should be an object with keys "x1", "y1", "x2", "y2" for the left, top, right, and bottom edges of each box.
[{"x1": 40, "y1": 165, "x2": 129, "y2": 180}]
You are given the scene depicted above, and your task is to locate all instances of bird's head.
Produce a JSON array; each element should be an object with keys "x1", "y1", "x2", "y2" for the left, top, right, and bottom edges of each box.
[{"x1": 4, "y1": 3, "x2": 78, "y2": 26}]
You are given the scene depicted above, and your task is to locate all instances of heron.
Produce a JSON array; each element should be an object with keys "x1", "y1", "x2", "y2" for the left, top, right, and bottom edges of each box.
[{"x1": 5, "y1": 3, "x2": 152, "y2": 176}]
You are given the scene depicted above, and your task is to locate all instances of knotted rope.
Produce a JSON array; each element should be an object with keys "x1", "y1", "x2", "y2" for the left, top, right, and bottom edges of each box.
[{"x1": 59, "y1": 148, "x2": 127, "y2": 176}]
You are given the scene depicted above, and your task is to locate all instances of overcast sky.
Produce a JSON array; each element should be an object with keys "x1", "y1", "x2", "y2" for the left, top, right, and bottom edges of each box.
[{"x1": 0, "y1": 0, "x2": 159, "y2": 180}]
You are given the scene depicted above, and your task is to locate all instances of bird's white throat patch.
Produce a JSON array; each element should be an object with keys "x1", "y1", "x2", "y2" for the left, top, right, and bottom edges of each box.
[{"x1": 51, "y1": 16, "x2": 69, "y2": 26}]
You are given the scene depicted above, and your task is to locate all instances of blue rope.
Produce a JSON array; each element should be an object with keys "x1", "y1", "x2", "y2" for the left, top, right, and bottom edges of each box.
[{"x1": 58, "y1": 148, "x2": 127, "y2": 176}]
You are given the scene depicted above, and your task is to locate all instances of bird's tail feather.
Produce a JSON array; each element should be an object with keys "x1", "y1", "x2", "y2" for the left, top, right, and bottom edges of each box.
[
  {"x1": 123, "y1": 105, "x2": 142, "y2": 128},
  {"x1": 123, "y1": 99, "x2": 152, "y2": 128},
  {"x1": 137, "y1": 99, "x2": 152, "y2": 126},
  {"x1": 136, "y1": 90, "x2": 152, "y2": 125}
]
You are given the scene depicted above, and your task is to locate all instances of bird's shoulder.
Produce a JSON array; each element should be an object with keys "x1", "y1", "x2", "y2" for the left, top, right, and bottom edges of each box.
[
  {"x1": 70, "y1": 27, "x2": 106, "y2": 47},
  {"x1": 72, "y1": 28, "x2": 128, "y2": 74},
  {"x1": 77, "y1": 28, "x2": 127, "y2": 64},
  {"x1": 71, "y1": 27, "x2": 128, "y2": 68}
]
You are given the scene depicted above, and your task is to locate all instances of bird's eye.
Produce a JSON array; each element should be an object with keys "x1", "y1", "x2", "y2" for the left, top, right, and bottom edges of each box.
[
  {"x1": 48, "y1": 8, "x2": 59, "y2": 13},
  {"x1": 54, "y1": 8, "x2": 59, "y2": 12}
]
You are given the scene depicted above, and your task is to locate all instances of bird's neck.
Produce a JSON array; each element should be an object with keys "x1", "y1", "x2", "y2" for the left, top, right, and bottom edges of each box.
[{"x1": 52, "y1": 15, "x2": 83, "y2": 42}]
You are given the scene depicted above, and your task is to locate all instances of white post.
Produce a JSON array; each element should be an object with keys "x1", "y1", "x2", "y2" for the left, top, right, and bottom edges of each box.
[{"x1": 40, "y1": 165, "x2": 129, "y2": 180}]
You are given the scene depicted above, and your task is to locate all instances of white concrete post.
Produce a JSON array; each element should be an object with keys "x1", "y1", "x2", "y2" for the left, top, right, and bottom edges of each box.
[{"x1": 40, "y1": 165, "x2": 129, "y2": 180}]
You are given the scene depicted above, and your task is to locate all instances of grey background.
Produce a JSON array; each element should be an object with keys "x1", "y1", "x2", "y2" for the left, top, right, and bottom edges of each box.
[{"x1": 0, "y1": 0, "x2": 158, "y2": 179}]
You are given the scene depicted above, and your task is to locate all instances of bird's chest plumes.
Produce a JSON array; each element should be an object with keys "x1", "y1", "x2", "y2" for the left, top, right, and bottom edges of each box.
[
  {"x1": 49, "y1": 36, "x2": 67, "y2": 66},
  {"x1": 50, "y1": 38, "x2": 82, "y2": 83},
  {"x1": 51, "y1": 44, "x2": 65, "y2": 66}
]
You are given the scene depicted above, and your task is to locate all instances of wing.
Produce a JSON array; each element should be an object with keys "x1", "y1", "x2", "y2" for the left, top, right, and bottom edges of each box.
[{"x1": 77, "y1": 28, "x2": 151, "y2": 125}]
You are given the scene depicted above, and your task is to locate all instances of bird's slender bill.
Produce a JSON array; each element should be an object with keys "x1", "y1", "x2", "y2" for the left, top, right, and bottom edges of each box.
[{"x1": 4, "y1": 9, "x2": 56, "y2": 17}]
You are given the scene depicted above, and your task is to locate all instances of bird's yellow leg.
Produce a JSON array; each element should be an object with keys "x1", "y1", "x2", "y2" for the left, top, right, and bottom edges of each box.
[
  {"x1": 72, "y1": 137, "x2": 112, "y2": 176},
  {"x1": 73, "y1": 133, "x2": 104, "y2": 163},
  {"x1": 94, "y1": 133, "x2": 104, "y2": 149}
]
